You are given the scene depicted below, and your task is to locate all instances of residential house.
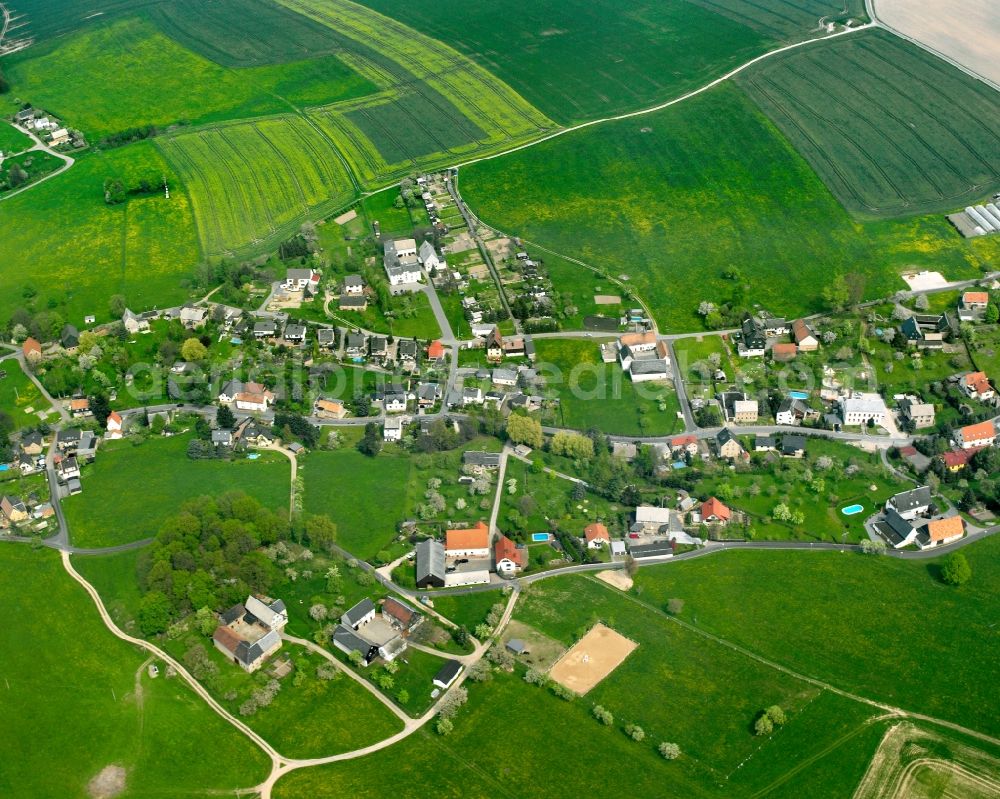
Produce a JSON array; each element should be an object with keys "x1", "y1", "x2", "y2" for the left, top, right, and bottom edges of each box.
[
  {"x1": 342, "y1": 598, "x2": 376, "y2": 631},
  {"x1": 415, "y1": 539, "x2": 446, "y2": 588},
  {"x1": 418, "y1": 240, "x2": 444, "y2": 273},
  {"x1": 840, "y1": 394, "x2": 888, "y2": 427},
  {"x1": 106, "y1": 411, "x2": 124, "y2": 440},
  {"x1": 941, "y1": 448, "x2": 977, "y2": 472},
  {"x1": 253, "y1": 320, "x2": 277, "y2": 339},
  {"x1": 781, "y1": 434, "x2": 807, "y2": 458},
  {"x1": 283, "y1": 324, "x2": 306, "y2": 345},
  {"x1": 792, "y1": 319, "x2": 819, "y2": 351},
  {"x1": 584, "y1": 522, "x2": 610, "y2": 549},
  {"x1": 917, "y1": 516, "x2": 965, "y2": 549},
  {"x1": 317, "y1": 328, "x2": 337, "y2": 349},
  {"x1": 958, "y1": 291, "x2": 989, "y2": 321},
  {"x1": 1, "y1": 495, "x2": 29, "y2": 524},
  {"x1": 960, "y1": 372, "x2": 995, "y2": 402},
  {"x1": 314, "y1": 399, "x2": 347, "y2": 420},
  {"x1": 21, "y1": 337, "x2": 42, "y2": 362},
  {"x1": 211, "y1": 429, "x2": 234, "y2": 448},
  {"x1": 616, "y1": 331, "x2": 670, "y2": 382},
  {"x1": 956, "y1": 420, "x2": 996, "y2": 450},
  {"x1": 715, "y1": 428, "x2": 746, "y2": 461},
  {"x1": 284, "y1": 268, "x2": 320, "y2": 292},
  {"x1": 240, "y1": 424, "x2": 274, "y2": 448},
  {"x1": 427, "y1": 340, "x2": 445, "y2": 361},
  {"x1": 492, "y1": 368, "x2": 518, "y2": 387},
  {"x1": 445, "y1": 521, "x2": 491, "y2": 558},
  {"x1": 55, "y1": 454, "x2": 81, "y2": 482},
  {"x1": 339, "y1": 295, "x2": 367, "y2": 312},
  {"x1": 20, "y1": 432, "x2": 44, "y2": 456},
  {"x1": 384, "y1": 239, "x2": 423, "y2": 286},
  {"x1": 343, "y1": 275, "x2": 365, "y2": 296},
  {"x1": 383, "y1": 417, "x2": 404, "y2": 442},
  {"x1": 632, "y1": 505, "x2": 685, "y2": 538},
  {"x1": 219, "y1": 380, "x2": 274, "y2": 412},
  {"x1": 463, "y1": 451, "x2": 501, "y2": 473},
  {"x1": 700, "y1": 497, "x2": 731, "y2": 525},
  {"x1": 759, "y1": 316, "x2": 789, "y2": 336},
  {"x1": 720, "y1": 391, "x2": 758, "y2": 423},
  {"x1": 56, "y1": 428, "x2": 82, "y2": 452},
  {"x1": 331, "y1": 625, "x2": 379, "y2": 666},
  {"x1": 485, "y1": 327, "x2": 504, "y2": 363},
  {"x1": 776, "y1": 398, "x2": 808, "y2": 426},
  {"x1": 179, "y1": 305, "x2": 207, "y2": 329},
  {"x1": 900, "y1": 313, "x2": 949, "y2": 349},
  {"x1": 345, "y1": 333, "x2": 366, "y2": 357},
  {"x1": 383, "y1": 392, "x2": 407, "y2": 413},
  {"x1": 494, "y1": 534, "x2": 525, "y2": 575},
  {"x1": 755, "y1": 434, "x2": 778, "y2": 452},
  {"x1": 737, "y1": 316, "x2": 766, "y2": 357},
  {"x1": 397, "y1": 339, "x2": 418, "y2": 368},
  {"x1": 433, "y1": 660, "x2": 463, "y2": 690},
  {"x1": 886, "y1": 486, "x2": 932, "y2": 520},
  {"x1": 61, "y1": 324, "x2": 80, "y2": 351},
  {"x1": 670, "y1": 435, "x2": 699, "y2": 456},
  {"x1": 212, "y1": 597, "x2": 286, "y2": 673},
  {"x1": 417, "y1": 382, "x2": 442, "y2": 408},
  {"x1": 69, "y1": 398, "x2": 91, "y2": 418},
  {"x1": 122, "y1": 309, "x2": 150, "y2": 334},
  {"x1": 369, "y1": 336, "x2": 389, "y2": 360},
  {"x1": 502, "y1": 337, "x2": 526, "y2": 359},
  {"x1": 382, "y1": 597, "x2": 422, "y2": 633},
  {"x1": 772, "y1": 342, "x2": 797, "y2": 362},
  {"x1": 898, "y1": 398, "x2": 935, "y2": 429},
  {"x1": 462, "y1": 386, "x2": 483, "y2": 406},
  {"x1": 874, "y1": 507, "x2": 918, "y2": 549}
]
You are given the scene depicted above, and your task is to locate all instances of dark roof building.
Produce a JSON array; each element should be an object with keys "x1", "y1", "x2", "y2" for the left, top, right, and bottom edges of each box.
[
  {"x1": 433, "y1": 659, "x2": 463, "y2": 689},
  {"x1": 415, "y1": 539, "x2": 446, "y2": 588}
]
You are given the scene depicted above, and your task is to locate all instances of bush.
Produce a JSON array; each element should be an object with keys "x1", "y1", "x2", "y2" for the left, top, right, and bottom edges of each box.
[
  {"x1": 624, "y1": 723, "x2": 645, "y2": 742},
  {"x1": 436, "y1": 717, "x2": 453, "y2": 736},
  {"x1": 754, "y1": 714, "x2": 773, "y2": 736},
  {"x1": 941, "y1": 552, "x2": 971, "y2": 586},
  {"x1": 764, "y1": 705, "x2": 786, "y2": 726},
  {"x1": 523, "y1": 668, "x2": 545, "y2": 686},
  {"x1": 666, "y1": 598, "x2": 684, "y2": 615},
  {"x1": 658, "y1": 742, "x2": 681, "y2": 760}
]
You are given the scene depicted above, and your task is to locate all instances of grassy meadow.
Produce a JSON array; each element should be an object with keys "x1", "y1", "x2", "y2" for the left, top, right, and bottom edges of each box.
[
  {"x1": 0, "y1": 141, "x2": 201, "y2": 325},
  {"x1": 356, "y1": 0, "x2": 862, "y2": 123},
  {"x1": 738, "y1": 29, "x2": 1000, "y2": 217},
  {"x1": 0, "y1": 358, "x2": 56, "y2": 428},
  {"x1": 62, "y1": 434, "x2": 291, "y2": 548},
  {"x1": 461, "y1": 83, "x2": 998, "y2": 332},
  {"x1": 0, "y1": 121, "x2": 32, "y2": 154},
  {"x1": 0, "y1": 545, "x2": 270, "y2": 798},
  {"x1": 534, "y1": 338, "x2": 683, "y2": 436},
  {"x1": 635, "y1": 537, "x2": 1000, "y2": 737}
]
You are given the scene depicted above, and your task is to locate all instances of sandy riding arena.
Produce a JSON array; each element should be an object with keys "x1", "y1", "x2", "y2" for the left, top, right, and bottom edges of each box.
[
  {"x1": 595, "y1": 569, "x2": 633, "y2": 591},
  {"x1": 548, "y1": 623, "x2": 637, "y2": 695}
]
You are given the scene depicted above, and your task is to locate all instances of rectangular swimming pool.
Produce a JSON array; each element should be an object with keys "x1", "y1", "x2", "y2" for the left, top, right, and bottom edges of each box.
[
  {"x1": 531, "y1": 533, "x2": 549, "y2": 542},
  {"x1": 789, "y1": 390, "x2": 809, "y2": 400}
]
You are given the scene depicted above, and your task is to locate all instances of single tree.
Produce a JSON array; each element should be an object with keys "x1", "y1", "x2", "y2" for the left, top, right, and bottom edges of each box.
[
  {"x1": 941, "y1": 552, "x2": 971, "y2": 586},
  {"x1": 216, "y1": 403, "x2": 236, "y2": 429},
  {"x1": 658, "y1": 742, "x2": 681, "y2": 760}
]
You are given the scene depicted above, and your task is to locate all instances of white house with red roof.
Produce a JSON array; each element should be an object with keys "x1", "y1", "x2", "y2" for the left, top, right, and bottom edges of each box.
[
  {"x1": 106, "y1": 411, "x2": 124, "y2": 440},
  {"x1": 960, "y1": 372, "x2": 995, "y2": 402},
  {"x1": 700, "y1": 497, "x2": 731, "y2": 525},
  {"x1": 584, "y1": 522, "x2": 611, "y2": 549},
  {"x1": 493, "y1": 534, "x2": 525, "y2": 575},
  {"x1": 284, "y1": 268, "x2": 320, "y2": 292}
]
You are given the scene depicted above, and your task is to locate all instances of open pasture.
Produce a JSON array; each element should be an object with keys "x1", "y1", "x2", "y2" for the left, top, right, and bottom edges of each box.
[
  {"x1": 0, "y1": 121, "x2": 32, "y2": 154},
  {"x1": 0, "y1": 141, "x2": 201, "y2": 325},
  {"x1": 0, "y1": 545, "x2": 270, "y2": 798},
  {"x1": 461, "y1": 83, "x2": 996, "y2": 331},
  {"x1": 738, "y1": 29, "x2": 1000, "y2": 217},
  {"x1": 158, "y1": 115, "x2": 356, "y2": 255},
  {"x1": 357, "y1": 0, "x2": 865, "y2": 124}
]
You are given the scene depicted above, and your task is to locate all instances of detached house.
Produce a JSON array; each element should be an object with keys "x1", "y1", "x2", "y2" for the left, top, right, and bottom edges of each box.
[
  {"x1": 284, "y1": 268, "x2": 320, "y2": 292},
  {"x1": 253, "y1": 320, "x2": 277, "y2": 339},
  {"x1": 219, "y1": 380, "x2": 275, "y2": 413},
  {"x1": 776, "y1": 398, "x2": 808, "y2": 426},
  {"x1": 960, "y1": 372, "x2": 995, "y2": 402},
  {"x1": 384, "y1": 239, "x2": 423, "y2": 286},
  {"x1": 1, "y1": 495, "x2": 29, "y2": 524},
  {"x1": 22, "y1": 337, "x2": 42, "y2": 362},
  {"x1": 445, "y1": 521, "x2": 491, "y2": 558},
  {"x1": 737, "y1": 316, "x2": 766, "y2": 357},
  {"x1": 584, "y1": 522, "x2": 611, "y2": 549},
  {"x1": 485, "y1": 327, "x2": 504, "y2": 363},
  {"x1": 69, "y1": 397, "x2": 91, "y2": 418},
  {"x1": 700, "y1": 497, "x2": 731, "y2": 525},
  {"x1": 900, "y1": 313, "x2": 949, "y2": 349},
  {"x1": 956, "y1": 420, "x2": 996, "y2": 450},
  {"x1": 418, "y1": 239, "x2": 444, "y2": 273},
  {"x1": 958, "y1": 291, "x2": 989, "y2": 321},
  {"x1": 106, "y1": 411, "x2": 124, "y2": 440},
  {"x1": 494, "y1": 534, "x2": 525, "y2": 575},
  {"x1": 792, "y1": 319, "x2": 818, "y2": 351},
  {"x1": 918, "y1": 516, "x2": 965, "y2": 549},
  {"x1": 715, "y1": 428, "x2": 747, "y2": 461},
  {"x1": 342, "y1": 275, "x2": 364, "y2": 296},
  {"x1": 886, "y1": 486, "x2": 932, "y2": 520}
]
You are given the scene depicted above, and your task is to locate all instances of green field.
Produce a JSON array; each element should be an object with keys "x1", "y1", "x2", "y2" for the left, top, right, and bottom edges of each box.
[
  {"x1": 356, "y1": 0, "x2": 862, "y2": 123},
  {"x1": 738, "y1": 29, "x2": 1000, "y2": 217},
  {"x1": 461, "y1": 83, "x2": 998, "y2": 331},
  {"x1": 0, "y1": 358, "x2": 55, "y2": 428},
  {"x1": 0, "y1": 121, "x2": 32, "y2": 155},
  {"x1": 534, "y1": 338, "x2": 683, "y2": 436},
  {"x1": 636, "y1": 537, "x2": 1000, "y2": 737},
  {"x1": 62, "y1": 434, "x2": 291, "y2": 547},
  {"x1": 0, "y1": 545, "x2": 270, "y2": 798},
  {"x1": 0, "y1": 141, "x2": 201, "y2": 325},
  {"x1": 158, "y1": 115, "x2": 357, "y2": 255},
  {"x1": 301, "y1": 448, "x2": 412, "y2": 560}
]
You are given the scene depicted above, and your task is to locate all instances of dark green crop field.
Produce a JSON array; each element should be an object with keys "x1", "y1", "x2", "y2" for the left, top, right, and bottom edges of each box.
[
  {"x1": 738, "y1": 29, "x2": 1000, "y2": 218},
  {"x1": 461, "y1": 82, "x2": 998, "y2": 331},
  {"x1": 356, "y1": 0, "x2": 866, "y2": 123}
]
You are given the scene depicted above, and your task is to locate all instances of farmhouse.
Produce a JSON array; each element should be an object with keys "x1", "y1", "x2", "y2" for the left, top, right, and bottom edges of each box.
[
  {"x1": 331, "y1": 626, "x2": 378, "y2": 666},
  {"x1": 384, "y1": 239, "x2": 423, "y2": 286},
  {"x1": 958, "y1": 291, "x2": 989, "y2": 321},
  {"x1": 900, "y1": 313, "x2": 949, "y2": 349},
  {"x1": 616, "y1": 331, "x2": 671, "y2": 381},
  {"x1": 415, "y1": 539, "x2": 446, "y2": 588},
  {"x1": 212, "y1": 595, "x2": 287, "y2": 673},
  {"x1": 874, "y1": 507, "x2": 919, "y2": 549},
  {"x1": 342, "y1": 598, "x2": 376, "y2": 631},
  {"x1": 494, "y1": 534, "x2": 525, "y2": 575},
  {"x1": 445, "y1": 521, "x2": 490, "y2": 558},
  {"x1": 955, "y1": 420, "x2": 996, "y2": 449},
  {"x1": 715, "y1": 428, "x2": 747, "y2": 461},
  {"x1": 719, "y1": 391, "x2": 758, "y2": 423},
  {"x1": 917, "y1": 516, "x2": 965, "y2": 549},
  {"x1": 382, "y1": 597, "x2": 422, "y2": 633}
]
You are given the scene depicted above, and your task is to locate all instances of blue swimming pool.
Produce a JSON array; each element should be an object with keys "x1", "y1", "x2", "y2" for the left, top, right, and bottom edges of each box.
[
  {"x1": 841, "y1": 504, "x2": 864, "y2": 516},
  {"x1": 0, "y1": 464, "x2": 9, "y2": 472},
  {"x1": 532, "y1": 533, "x2": 549, "y2": 542},
  {"x1": 789, "y1": 390, "x2": 809, "y2": 400}
]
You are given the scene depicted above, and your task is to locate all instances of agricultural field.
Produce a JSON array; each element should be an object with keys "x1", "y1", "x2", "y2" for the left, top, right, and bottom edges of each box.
[
  {"x1": 635, "y1": 535, "x2": 1000, "y2": 737},
  {"x1": 0, "y1": 141, "x2": 201, "y2": 325},
  {"x1": 301, "y1": 447, "x2": 412, "y2": 560},
  {"x1": 0, "y1": 121, "x2": 31, "y2": 154},
  {"x1": 62, "y1": 434, "x2": 291, "y2": 548},
  {"x1": 279, "y1": 0, "x2": 555, "y2": 187},
  {"x1": 3, "y1": 17, "x2": 287, "y2": 139},
  {"x1": 461, "y1": 83, "x2": 999, "y2": 332},
  {"x1": 274, "y1": 573, "x2": 884, "y2": 799},
  {"x1": 0, "y1": 358, "x2": 55, "y2": 428},
  {"x1": 158, "y1": 115, "x2": 357, "y2": 256},
  {"x1": 356, "y1": 0, "x2": 864, "y2": 123},
  {"x1": 0, "y1": 545, "x2": 270, "y2": 798},
  {"x1": 738, "y1": 29, "x2": 1000, "y2": 217},
  {"x1": 534, "y1": 338, "x2": 683, "y2": 436}
]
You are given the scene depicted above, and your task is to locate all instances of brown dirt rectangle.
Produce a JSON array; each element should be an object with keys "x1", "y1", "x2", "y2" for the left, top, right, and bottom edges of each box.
[{"x1": 548, "y1": 623, "x2": 637, "y2": 695}]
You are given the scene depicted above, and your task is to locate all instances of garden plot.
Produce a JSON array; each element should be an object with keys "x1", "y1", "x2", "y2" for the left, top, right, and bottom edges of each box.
[{"x1": 548, "y1": 623, "x2": 637, "y2": 695}]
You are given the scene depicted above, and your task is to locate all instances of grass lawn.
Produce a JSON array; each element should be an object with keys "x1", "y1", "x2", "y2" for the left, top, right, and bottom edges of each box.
[
  {"x1": 0, "y1": 546, "x2": 270, "y2": 798},
  {"x1": 737, "y1": 29, "x2": 1000, "y2": 218},
  {"x1": 426, "y1": 590, "x2": 505, "y2": 633},
  {"x1": 534, "y1": 338, "x2": 683, "y2": 436},
  {"x1": 0, "y1": 142, "x2": 202, "y2": 326},
  {"x1": 868, "y1": 339, "x2": 971, "y2": 392},
  {"x1": 301, "y1": 448, "x2": 412, "y2": 561},
  {"x1": 635, "y1": 536, "x2": 1000, "y2": 737},
  {"x1": 969, "y1": 324, "x2": 1000, "y2": 378},
  {"x1": 0, "y1": 120, "x2": 32, "y2": 154},
  {"x1": 461, "y1": 83, "x2": 998, "y2": 333},
  {"x1": 0, "y1": 360, "x2": 56, "y2": 428},
  {"x1": 63, "y1": 434, "x2": 291, "y2": 547}
]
